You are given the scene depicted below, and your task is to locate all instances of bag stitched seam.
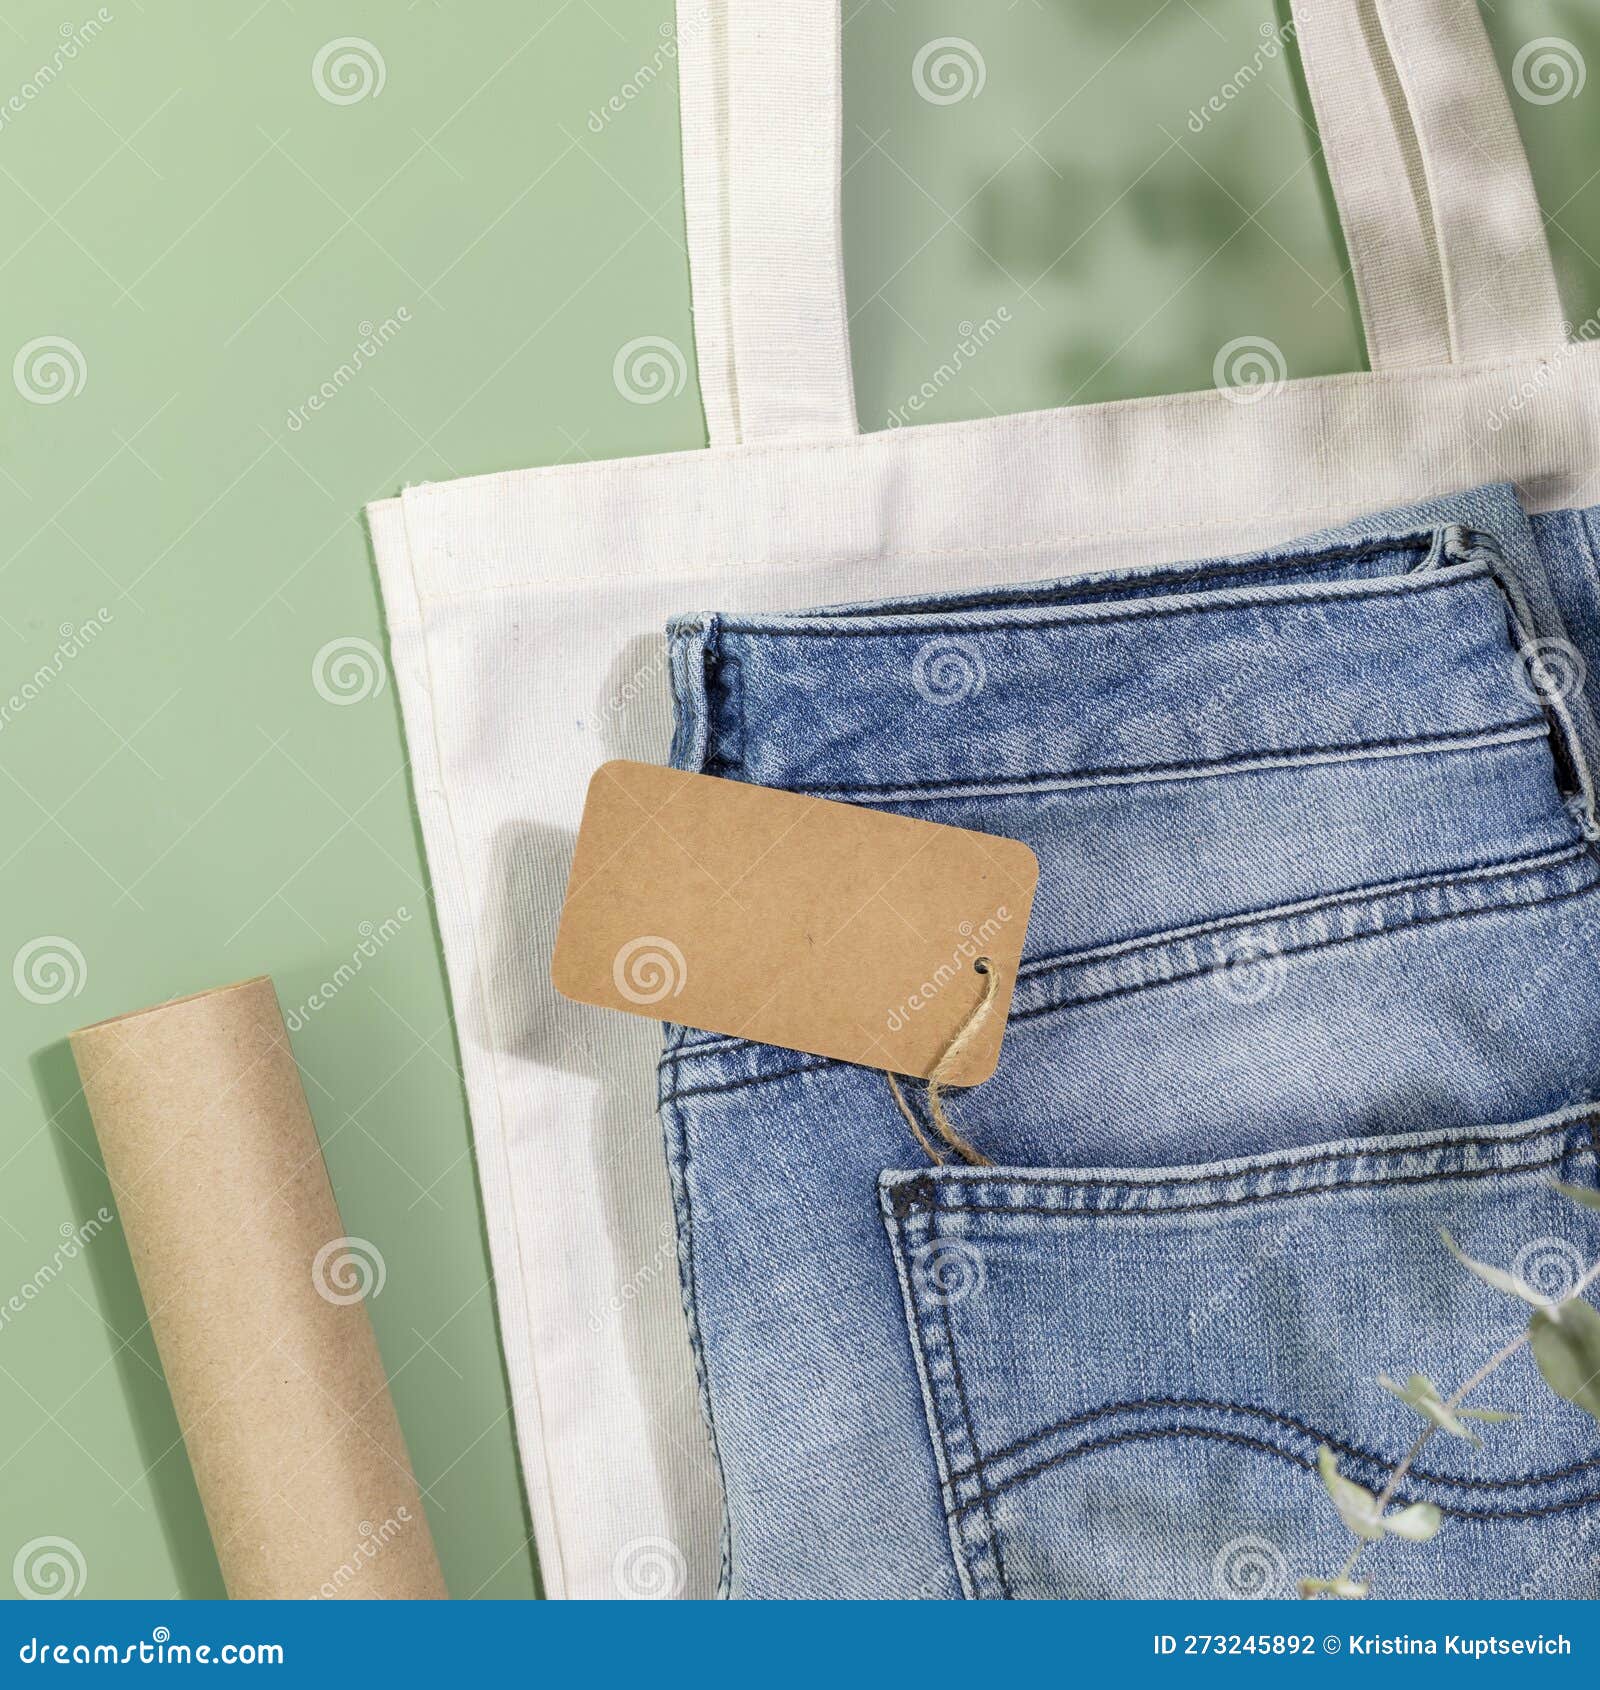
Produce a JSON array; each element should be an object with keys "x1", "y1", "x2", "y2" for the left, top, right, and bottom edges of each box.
[{"x1": 399, "y1": 350, "x2": 1600, "y2": 513}]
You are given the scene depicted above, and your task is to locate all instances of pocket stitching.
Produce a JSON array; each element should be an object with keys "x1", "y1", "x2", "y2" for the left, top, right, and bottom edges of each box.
[
  {"x1": 947, "y1": 1396, "x2": 1600, "y2": 1494},
  {"x1": 885, "y1": 1122, "x2": 1600, "y2": 1598},
  {"x1": 952, "y1": 1424, "x2": 1600, "y2": 1527},
  {"x1": 937, "y1": 1284, "x2": 1014, "y2": 1599},
  {"x1": 893, "y1": 1117, "x2": 1596, "y2": 1198},
  {"x1": 925, "y1": 1145, "x2": 1578, "y2": 1221}
]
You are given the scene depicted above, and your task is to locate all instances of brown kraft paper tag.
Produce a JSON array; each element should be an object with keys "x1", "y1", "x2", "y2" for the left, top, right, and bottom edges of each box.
[{"x1": 551, "y1": 761, "x2": 1039, "y2": 1085}]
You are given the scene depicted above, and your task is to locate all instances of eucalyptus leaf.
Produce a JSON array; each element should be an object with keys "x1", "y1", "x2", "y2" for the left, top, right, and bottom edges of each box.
[
  {"x1": 1378, "y1": 1372, "x2": 1481, "y2": 1442},
  {"x1": 1440, "y1": 1228, "x2": 1545, "y2": 1305},
  {"x1": 1552, "y1": 1180, "x2": 1600, "y2": 1215},
  {"x1": 1317, "y1": 1445, "x2": 1385, "y2": 1540},
  {"x1": 1298, "y1": 1575, "x2": 1371, "y2": 1599},
  {"x1": 1383, "y1": 1500, "x2": 1443, "y2": 1543},
  {"x1": 1529, "y1": 1297, "x2": 1600, "y2": 1423}
]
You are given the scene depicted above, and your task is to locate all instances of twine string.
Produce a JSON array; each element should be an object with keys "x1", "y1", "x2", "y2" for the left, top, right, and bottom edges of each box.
[{"x1": 884, "y1": 959, "x2": 998, "y2": 1168}]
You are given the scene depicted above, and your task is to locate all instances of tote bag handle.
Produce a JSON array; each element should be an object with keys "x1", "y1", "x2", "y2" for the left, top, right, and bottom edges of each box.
[
  {"x1": 676, "y1": 1, "x2": 856, "y2": 446},
  {"x1": 1293, "y1": 0, "x2": 1566, "y2": 370},
  {"x1": 676, "y1": 0, "x2": 1568, "y2": 446}
]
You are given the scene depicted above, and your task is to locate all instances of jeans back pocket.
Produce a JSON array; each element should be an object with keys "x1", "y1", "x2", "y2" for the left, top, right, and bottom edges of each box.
[{"x1": 882, "y1": 1110, "x2": 1600, "y2": 1600}]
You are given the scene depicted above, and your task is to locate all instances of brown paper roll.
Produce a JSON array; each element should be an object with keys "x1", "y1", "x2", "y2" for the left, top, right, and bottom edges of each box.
[{"x1": 71, "y1": 976, "x2": 448, "y2": 1600}]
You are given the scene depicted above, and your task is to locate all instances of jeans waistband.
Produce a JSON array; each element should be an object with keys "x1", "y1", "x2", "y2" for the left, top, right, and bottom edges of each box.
[{"x1": 667, "y1": 526, "x2": 1545, "y2": 798}]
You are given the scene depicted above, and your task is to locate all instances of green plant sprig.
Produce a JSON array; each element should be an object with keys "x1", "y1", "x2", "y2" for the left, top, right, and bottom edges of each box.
[{"x1": 1300, "y1": 1180, "x2": 1600, "y2": 1599}]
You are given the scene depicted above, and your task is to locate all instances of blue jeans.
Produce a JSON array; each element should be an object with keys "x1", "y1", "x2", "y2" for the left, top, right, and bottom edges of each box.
[{"x1": 658, "y1": 484, "x2": 1600, "y2": 1599}]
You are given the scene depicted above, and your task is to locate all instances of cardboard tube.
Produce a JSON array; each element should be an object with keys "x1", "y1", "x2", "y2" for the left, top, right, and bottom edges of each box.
[{"x1": 71, "y1": 976, "x2": 447, "y2": 1600}]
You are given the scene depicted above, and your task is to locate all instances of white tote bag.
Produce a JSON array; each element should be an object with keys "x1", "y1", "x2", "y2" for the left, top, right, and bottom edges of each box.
[{"x1": 366, "y1": 0, "x2": 1600, "y2": 1599}]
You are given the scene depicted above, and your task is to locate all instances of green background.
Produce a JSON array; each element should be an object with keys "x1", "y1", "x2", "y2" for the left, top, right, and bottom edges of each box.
[{"x1": 2, "y1": 0, "x2": 1596, "y2": 1601}]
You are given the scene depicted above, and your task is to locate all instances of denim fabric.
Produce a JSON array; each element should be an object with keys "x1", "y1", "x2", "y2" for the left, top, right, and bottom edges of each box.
[{"x1": 658, "y1": 484, "x2": 1600, "y2": 1600}]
